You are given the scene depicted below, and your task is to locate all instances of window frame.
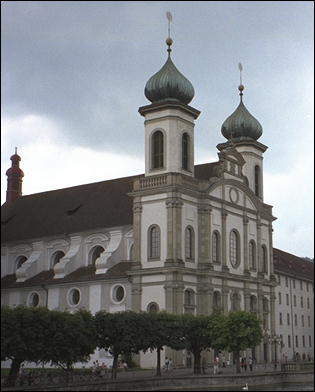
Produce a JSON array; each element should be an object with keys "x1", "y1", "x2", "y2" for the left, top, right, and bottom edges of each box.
[
  {"x1": 148, "y1": 225, "x2": 161, "y2": 261},
  {"x1": 151, "y1": 130, "x2": 164, "y2": 170}
]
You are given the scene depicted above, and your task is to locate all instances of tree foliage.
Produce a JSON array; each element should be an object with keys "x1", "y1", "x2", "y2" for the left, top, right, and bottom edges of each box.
[
  {"x1": 94, "y1": 311, "x2": 149, "y2": 378},
  {"x1": 180, "y1": 314, "x2": 213, "y2": 375},
  {"x1": 218, "y1": 311, "x2": 263, "y2": 373},
  {"x1": 143, "y1": 312, "x2": 183, "y2": 376}
]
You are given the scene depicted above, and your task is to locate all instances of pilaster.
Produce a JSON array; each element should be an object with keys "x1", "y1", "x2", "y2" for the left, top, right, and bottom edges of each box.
[
  {"x1": 197, "y1": 205, "x2": 212, "y2": 270},
  {"x1": 165, "y1": 197, "x2": 184, "y2": 266},
  {"x1": 243, "y1": 216, "x2": 250, "y2": 276},
  {"x1": 221, "y1": 210, "x2": 229, "y2": 272}
]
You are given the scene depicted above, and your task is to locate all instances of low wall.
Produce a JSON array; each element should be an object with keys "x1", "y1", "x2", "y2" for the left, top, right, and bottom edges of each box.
[{"x1": 2, "y1": 370, "x2": 313, "y2": 391}]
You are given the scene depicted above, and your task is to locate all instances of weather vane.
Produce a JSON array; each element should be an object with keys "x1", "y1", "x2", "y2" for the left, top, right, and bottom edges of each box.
[
  {"x1": 238, "y1": 62, "x2": 244, "y2": 99},
  {"x1": 166, "y1": 11, "x2": 173, "y2": 54}
]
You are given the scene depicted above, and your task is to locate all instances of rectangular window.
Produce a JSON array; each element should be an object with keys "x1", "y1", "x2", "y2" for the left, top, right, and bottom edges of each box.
[
  {"x1": 293, "y1": 295, "x2": 296, "y2": 307},
  {"x1": 307, "y1": 282, "x2": 309, "y2": 292},
  {"x1": 279, "y1": 312, "x2": 282, "y2": 325},
  {"x1": 309, "y1": 336, "x2": 312, "y2": 347},
  {"x1": 288, "y1": 335, "x2": 291, "y2": 348},
  {"x1": 285, "y1": 277, "x2": 288, "y2": 287},
  {"x1": 295, "y1": 335, "x2": 298, "y2": 348},
  {"x1": 292, "y1": 279, "x2": 295, "y2": 289},
  {"x1": 301, "y1": 296, "x2": 304, "y2": 308},
  {"x1": 287, "y1": 313, "x2": 290, "y2": 325},
  {"x1": 278, "y1": 292, "x2": 282, "y2": 304},
  {"x1": 308, "y1": 316, "x2": 311, "y2": 328},
  {"x1": 301, "y1": 315, "x2": 304, "y2": 327},
  {"x1": 280, "y1": 334, "x2": 284, "y2": 347},
  {"x1": 302, "y1": 336, "x2": 305, "y2": 347},
  {"x1": 300, "y1": 280, "x2": 303, "y2": 290},
  {"x1": 307, "y1": 298, "x2": 310, "y2": 309},
  {"x1": 294, "y1": 314, "x2": 297, "y2": 326},
  {"x1": 286, "y1": 293, "x2": 289, "y2": 306}
]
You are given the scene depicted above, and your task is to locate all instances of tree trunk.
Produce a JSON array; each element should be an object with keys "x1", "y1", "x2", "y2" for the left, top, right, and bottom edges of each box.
[
  {"x1": 193, "y1": 350, "x2": 201, "y2": 375},
  {"x1": 5, "y1": 358, "x2": 22, "y2": 387},
  {"x1": 112, "y1": 353, "x2": 119, "y2": 379},
  {"x1": 235, "y1": 351, "x2": 241, "y2": 374},
  {"x1": 156, "y1": 348, "x2": 161, "y2": 376}
]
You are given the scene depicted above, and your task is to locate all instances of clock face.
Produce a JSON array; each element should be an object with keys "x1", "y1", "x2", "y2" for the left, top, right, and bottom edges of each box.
[{"x1": 229, "y1": 187, "x2": 239, "y2": 204}]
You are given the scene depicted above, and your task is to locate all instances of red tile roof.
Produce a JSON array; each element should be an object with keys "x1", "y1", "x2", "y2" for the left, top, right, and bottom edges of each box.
[
  {"x1": 1, "y1": 163, "x2": 218, "y2": 243},
  {"x1": 1, "y1": 261, "x2": 132, "y2": 289},
  {"x1": 273, "y1": 248, "x2": 314, "y2": 282}
]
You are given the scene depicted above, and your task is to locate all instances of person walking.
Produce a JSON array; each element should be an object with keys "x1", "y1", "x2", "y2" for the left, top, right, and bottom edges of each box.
[
  {"x1": 213, "y1": 358, "x2": 219, "y2": 375},
  {"x1": 165, "y1": 357, "x2": 169, "y2": 371},
  {"x1": 201, "y1": 356, "x2": 207, "y2": 374},
  {"x1": 249, "y1": 357, "x2": 253, "y2": 371}
]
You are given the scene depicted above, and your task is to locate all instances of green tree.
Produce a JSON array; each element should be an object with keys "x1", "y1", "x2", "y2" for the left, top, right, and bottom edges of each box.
[
  {"x1": 219, "y1": 311, "x2": 263, "y2": 373},
  {"x1": 180, "y1": 314, "x2": 213, "y2": 375},
  {"x1": 44, "y1": 309, "x2": 97, "y2": 371},
  {"x1": 1, "y1": 306, "x2": 52, "y2": 386},
  {"x1": 144, "y1": 312, "x2": 183, "y2": 376},
  {"x1": 95, "y1": 311, "x2": 149, "y2": 379}
]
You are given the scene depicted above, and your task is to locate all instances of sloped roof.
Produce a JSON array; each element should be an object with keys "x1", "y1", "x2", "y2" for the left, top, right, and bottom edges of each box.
[
  {"x1": 273, "y1": 248, "x2": 314, "y2": 281},
  {"x1": 1, "y1": 162, "x2": 218, "y2": 243},
  {"x1": 1, "y1": 261, "x2": 132, "y2": 289}
]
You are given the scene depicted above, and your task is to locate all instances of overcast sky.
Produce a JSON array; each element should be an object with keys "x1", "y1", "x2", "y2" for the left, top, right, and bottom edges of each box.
[{"x1": 1, "y1": 1, "x2": 314, "y2": 258}]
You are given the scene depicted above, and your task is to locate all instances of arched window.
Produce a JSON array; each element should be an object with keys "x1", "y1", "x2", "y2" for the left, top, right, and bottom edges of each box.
[
  {"x1": 15, "y1": 256, "x2": 27, "y2": 271},
  {"x1": 89, "y1": 246, "x2": 105, "y2": 266},
  {"x1": 185, "y1": 226, "x2": 195, "y2": 261},
  {"x1": 263, "y1": 297, "x2": 269, "y2": 312},
  {"x1": 261, "y1": 245, "x2": 268, "y2": 273},
  {"x1": 184, "y1": 289, "x2": 195, "y2": 306},
  {"x1": 148, "y1": 225, "x2": 160, "y2": 259},
  {"x1": 249, "y1": 240, "x2": 256, "y2": 270},
  {"x1": 182, "y1": 133, "x2": 189, "y2": 170},
  {"x1": 212, "y1": 231, "x2": 220, "y2": 264},
  {"x1": 147, "y1": 302, "x2": 159, "y2": 313},
  {"x1": 213, "y1": 291, "x2": 222, "y2": 312},
  {"x1": 51, "y1": 251, "x2": 65, "y2": 269},
  {"x1": 152, "y1": 130, "x2": 164, "y2": 169},
  {"x1": 229, "y1": 230, "x2": 240, "y2": 268},
  {"x1": 184, "y1": 289, "x2": 195, "y2": 314},
  {"x1": 231, "y1": 292, "x2": 241, "y2": 311},
  {"x1": 250, "y1": 295, "x2": 257, "y2": 312},
  {"x1": 254, "y1": 165, "x2": 260, "y2": 197}
]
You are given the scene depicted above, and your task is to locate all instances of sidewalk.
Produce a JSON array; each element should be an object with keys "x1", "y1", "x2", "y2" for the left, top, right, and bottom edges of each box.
[{"x1": 111, "y1": 363, "x2": 281, "y2": 380}]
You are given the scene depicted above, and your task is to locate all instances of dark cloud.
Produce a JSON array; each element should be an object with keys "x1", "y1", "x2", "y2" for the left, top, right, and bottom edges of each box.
[{"x1": 1, "y1": 1, "x2": 313, "y2": 160}]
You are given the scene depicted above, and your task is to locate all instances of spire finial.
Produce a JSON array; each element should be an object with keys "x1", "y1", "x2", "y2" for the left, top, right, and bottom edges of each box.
[
  {"x1": 166, "y1": 11, "x2": 173, "y2": 55},
  {"x1": 238, "y1": 62, "x2": 244, "y2": 100},
  {"x1": 15, "y1": 146, "x2": 17, "y2": 155}
]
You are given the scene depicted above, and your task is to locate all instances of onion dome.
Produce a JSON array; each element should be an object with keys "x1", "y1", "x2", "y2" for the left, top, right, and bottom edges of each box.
[
  {"x1": 144, "y1": 38, "x2": 195, "y2": 105},
  {"x1": 221, "y1": 85, "x2": 263, "y2": 141},
  {"x1": 6, "y1": 147, "x2": 24, "y2": 203}
]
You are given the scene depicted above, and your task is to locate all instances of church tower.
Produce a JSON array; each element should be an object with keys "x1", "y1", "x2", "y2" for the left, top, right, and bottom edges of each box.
[
  {"x1": 217, "y1": 76, "x2": 267, "y2": 201},
  {"x1": 139, "y1": 36, "x2": 200, "y2": 177},
  {"x1": 6, "y1": 148, "x2": 24, "y2": 203}
]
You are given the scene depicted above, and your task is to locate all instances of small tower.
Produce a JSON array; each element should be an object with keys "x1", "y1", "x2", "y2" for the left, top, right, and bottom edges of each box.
[
  {"x1": 6, "y1": 148, "x2": 24, "y2": 203},
  {"x1": 139, "y1": 18, "x2": 200, "y2": 177},
  {"x1": 217, "y1": 65, "x2": 267, "y2": 200}
]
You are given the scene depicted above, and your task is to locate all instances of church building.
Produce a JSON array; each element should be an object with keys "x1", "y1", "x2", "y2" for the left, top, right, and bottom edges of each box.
[{"x1": 1, "y1": 33, "x2": 313, "y2": 368}]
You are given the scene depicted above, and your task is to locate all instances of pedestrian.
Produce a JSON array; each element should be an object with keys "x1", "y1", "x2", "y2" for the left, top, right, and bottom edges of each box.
[
  {"x1": 201, "y1": 356, "x2": 207, "y2": 374},
  {"x1": 222, "y1": 355, "x2": 226, "y2": 368},
  {"x1": 213, "y1": 358, "x2": 219, "y2": 375},
  {"x1": 244, "y1": 357, "x2": 247, "y2": 372},
  {"x1": 169, "y1": 358, "x2": 173, "y2": 371},
  {"x1": 165, "y1": 356, "x2": 169, "y2": 371},
  {"x1": 241, "y1": 357, "x2": 245, "y2": 371},
  {"x1": 249, "y1": 357, "x2": 253, "y2": 371},
  {"x1": 123, "y1": 361, "x2": 128, "y2": 371}
]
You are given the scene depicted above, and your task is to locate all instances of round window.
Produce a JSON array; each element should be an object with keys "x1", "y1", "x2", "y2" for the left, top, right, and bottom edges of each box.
[
  {"x1": 112, "y1": 285, "x2": 125, "y2": 303},
  {"x1": 29, "y1": 292, "x2": 39, "y2": 307},
  {"x1": 68, "y1": 288, "x2": 81, "y2": 306}
]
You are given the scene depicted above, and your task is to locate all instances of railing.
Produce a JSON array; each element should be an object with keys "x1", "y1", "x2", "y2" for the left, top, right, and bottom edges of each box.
[
  {"x1": 139, "y1": 175, "x2": 168, "y2": 189},
  {"x1": 281, "y1": 361, "x2": 314, "y2": 372}
]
